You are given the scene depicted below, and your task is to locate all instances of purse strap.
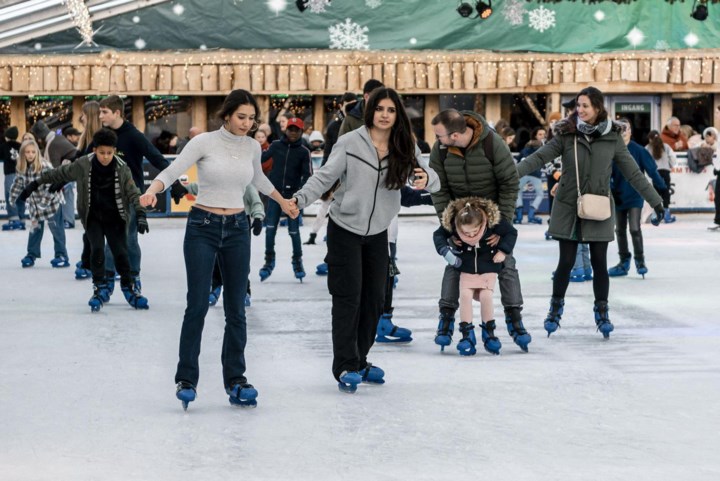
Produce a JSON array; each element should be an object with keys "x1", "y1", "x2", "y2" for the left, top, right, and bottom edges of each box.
[{"x1": 574, "y1": 135, "x2": 582, "y2": 197}]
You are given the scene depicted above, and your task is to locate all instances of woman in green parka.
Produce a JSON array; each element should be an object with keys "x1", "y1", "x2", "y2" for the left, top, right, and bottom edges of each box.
[{"x1": 516, "y1": 86, "x2": 664, "y2": 340}]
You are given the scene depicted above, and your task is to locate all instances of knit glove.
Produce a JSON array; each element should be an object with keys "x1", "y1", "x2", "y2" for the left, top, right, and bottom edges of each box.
[
  {"x1": 170, "y1": 180, "x2": 188, "y2": 205},
  {"x1": 17, "y1": 181, "x2": 39, "y2": 202},
  {"x1": 439, "y1": 246, "x2": 462, "y2": 268},
  {"x1": 137, "y1": 212, "x2": 149, "y2": 234},
  {"x1": 650, "y1": 204, "x2": 665, "y2": 226},
  {"x1": 251, "y1": 218, "x2": 263, "y2": 236}
]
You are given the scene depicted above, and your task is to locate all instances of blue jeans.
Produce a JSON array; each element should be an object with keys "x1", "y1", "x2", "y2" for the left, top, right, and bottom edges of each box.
[
  {"x1": 573, "y1": 243, "x2": 591, "y2": 270},
  {"x1": 105, "y1": 204, "x2": 140, "y2": 276},
  {"x1": 175, "y1": 207, "x2": 251, "y2": 389},
  {"x1": 4, "y1": 174, "x2": 26, "y2": 220},
  {"x1": 26, "y1": 209, "x2": 67, "y2": 259},
  {"x1": 516, "y1": 176, "x2": 544, "y2": 210},
  {"x1": 264, "y1": 198, "x2": 302, "y2": 258},
  {"x1": 439, "y1": 253, "x2": 523, "y2": 311},
  {"x1": 62, "y1": 182, "x2": 75, "y2": 226}
]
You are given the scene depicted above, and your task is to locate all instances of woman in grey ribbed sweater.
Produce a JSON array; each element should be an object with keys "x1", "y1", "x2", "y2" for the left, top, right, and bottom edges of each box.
[
  {"x1": 292, "y1": 87, "x2": 439, "y2": 393},
  {"x1": 140, "y1": 89, "x2": 297, "y2": 410}
]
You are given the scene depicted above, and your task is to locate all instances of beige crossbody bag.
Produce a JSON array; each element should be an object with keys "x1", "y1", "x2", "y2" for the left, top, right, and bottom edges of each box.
[{"x1": 574, "y1": 136, "x2": 612, "y2": 221}]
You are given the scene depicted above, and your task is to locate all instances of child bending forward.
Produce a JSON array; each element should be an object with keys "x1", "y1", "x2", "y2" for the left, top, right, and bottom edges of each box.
[{"x1": 433, "y1": 197, "x2": 517, "y2": 356}]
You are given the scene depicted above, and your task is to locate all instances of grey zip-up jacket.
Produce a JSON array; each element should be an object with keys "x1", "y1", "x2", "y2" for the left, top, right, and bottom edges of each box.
[{"x1": 293, "y1": 126, "x2": 440, "y2": 236}]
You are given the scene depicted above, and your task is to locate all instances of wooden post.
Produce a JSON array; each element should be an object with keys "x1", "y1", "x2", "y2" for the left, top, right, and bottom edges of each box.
[
  {"x1": 424, "y1": 94, "x2": 440, "y2": 147},
  {"x1": 313, "y1": 95, "x2": 324, "y2": 134},
  {"x1": 660, "y1": 94, "x2": 673, "y2": 127},
  {"x1": 72, "y1": 96, "x2": 84, "y2": 129},
  {"x1": 256, "y1": 95, "x2": 270, "y2": 127},
  {"x1": 132, "y1": 96, "x2": 146, "y2": 133},
  {"x1": 549, "y1": 93, "x2": 561, "y2": 117},
  {"x1": 10, "y1": 97, "x2": 26, "y2": 132},
  {"x1": 191, "y1": 96, "x2": 207, "y2": 133},
  {"x1": 485, "y1": 94, "x2": 501, "y2": 124},
  {"x1": 714, "y1": 94, "x2": 720, "y2": 129}
]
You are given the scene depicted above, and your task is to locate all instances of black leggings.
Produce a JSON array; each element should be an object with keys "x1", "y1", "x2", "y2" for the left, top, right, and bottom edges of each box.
[
  {"x1": 554, "y1": 240, "x2": 609, "y2": 302},
  {"x1": 656, "y1": 170, "x2": 672, "y2": 208}
]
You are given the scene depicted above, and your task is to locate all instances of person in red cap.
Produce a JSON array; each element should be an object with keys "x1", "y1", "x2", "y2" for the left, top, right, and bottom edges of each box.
[{"x1": 259, "y1": 116, "x2": 313, "y2": 282}]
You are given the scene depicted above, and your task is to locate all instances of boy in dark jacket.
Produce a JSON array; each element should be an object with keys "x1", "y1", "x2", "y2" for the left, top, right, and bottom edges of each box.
[
  {"x1": 18, "y1": 129, "x2": 150, "y2": 312},
  {"x1": 259, "y1": 117, "x2": 312, "y2": 282},
  {"x1": 1, "y1": 126, "x2": 24, "y2": 230},
  {"x1": 434, "y1": 197, "x2": 518, "y2": 356}
]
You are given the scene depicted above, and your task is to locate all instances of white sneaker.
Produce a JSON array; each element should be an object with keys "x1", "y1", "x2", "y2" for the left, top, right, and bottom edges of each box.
[{"x1": 708, "y1": 224, "x2": 720, "y2": 231}]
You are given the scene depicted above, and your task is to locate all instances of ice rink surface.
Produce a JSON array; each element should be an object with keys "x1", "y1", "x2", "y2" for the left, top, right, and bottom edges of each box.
[{"x1": 1, "y1": 214, "x2": 718, "y2": 481}]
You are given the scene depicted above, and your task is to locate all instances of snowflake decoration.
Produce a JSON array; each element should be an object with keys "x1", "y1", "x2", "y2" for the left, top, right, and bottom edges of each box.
[
  {"x1": 329, "y1": 18, "x2": 369, "y2": 50},
  {"x1": 502, "y1": 0, "x2": 525, "y2": 26},
  {"x1": 528, "y1": 6, "x2": 555, "y2": 33},
  {"x1": 306, "y1": 0, "x2": 330, "y2": 13},
  {"x1": 654, "y1": 40, "x2": 670, "y2": 51},
  {"x1": 365, "y1": 0, "x2": 382, "y2": 8}
]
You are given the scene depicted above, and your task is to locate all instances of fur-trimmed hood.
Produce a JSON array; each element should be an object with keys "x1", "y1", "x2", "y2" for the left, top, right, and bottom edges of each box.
[
  {"x1": 551, "y1": 115, "x2": 627, "y2": 137},
  {"x1": 441, "y1": 196, "x2": 501, "y2": 232}
]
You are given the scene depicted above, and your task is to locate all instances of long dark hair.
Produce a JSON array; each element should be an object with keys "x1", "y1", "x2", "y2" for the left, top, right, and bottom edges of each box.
[
  {"x1": 363, "y1": 87, "x2": 416, "y2": 190},
  {"x1": 647, "y1": 130, "x2": 664, "y2": 160},
  {"x1": 571, "y1": 86, "x2": 608, "y2": 126},
  {"x1": 217, "y1": 89, "x2": 261, "y2": 131}
]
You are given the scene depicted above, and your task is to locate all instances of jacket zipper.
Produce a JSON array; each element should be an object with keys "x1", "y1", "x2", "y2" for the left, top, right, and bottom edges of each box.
[
  {"x1": 366, "y1": 158, "x2": 381, "y2": 236},
  {"x1": 281, "y1": 145, "x2": 290, "y2": 193}
]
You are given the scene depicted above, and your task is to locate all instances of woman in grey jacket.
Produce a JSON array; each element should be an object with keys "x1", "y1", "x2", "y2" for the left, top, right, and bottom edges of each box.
[
  {"x1": 292, "y1": 87, "x2": 439, "y2": 393},
  {"x1": 516, "y1": 87, "x2": 664, "y2": 340}
]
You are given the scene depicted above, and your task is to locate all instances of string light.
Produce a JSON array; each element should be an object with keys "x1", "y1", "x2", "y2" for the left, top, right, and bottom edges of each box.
[{"x1": 63, "y1": 0, "x2": 96, "y2": 47}]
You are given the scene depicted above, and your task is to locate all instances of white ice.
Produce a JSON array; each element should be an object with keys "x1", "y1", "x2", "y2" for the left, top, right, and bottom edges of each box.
[{"x1": 1, "y1": 214, "x2": 718, "y2": 481}]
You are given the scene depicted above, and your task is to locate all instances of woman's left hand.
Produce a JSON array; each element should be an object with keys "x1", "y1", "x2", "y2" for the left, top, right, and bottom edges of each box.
[
  {"x1": 281, "y1": 197, "x2": 300, "y2": 219},
  {"x1": 410, "y1": 168, "x2": 428, "y2": 190},
  {"x1": 493, "y1": 251, "x2": 506, "y2": 263}
]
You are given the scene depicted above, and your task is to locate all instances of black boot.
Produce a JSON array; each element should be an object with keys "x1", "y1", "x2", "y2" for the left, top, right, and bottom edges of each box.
[
  {"x1": 594, "y1": 300, "x2": 614, "y2": 339},
  {"x1": 504, "y1": 307, "x2": 531, "y2": 352},
  {"x1": 259, "y1": 253, "x2": 275, "y2": 282},
  {"x1": 434, "y1": 307, "x2": 455, "y2": 350},
  {"x1": 303, "y1": 233, "x2": 317, "y2": 245},
  {"x1": 544, "y1": 297, "x2": 564, "y2": 337}
]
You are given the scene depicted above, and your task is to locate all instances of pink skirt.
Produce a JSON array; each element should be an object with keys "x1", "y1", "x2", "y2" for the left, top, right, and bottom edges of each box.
[{"x1": 460, "y1": 272, "x2": 497, "y2": 301}]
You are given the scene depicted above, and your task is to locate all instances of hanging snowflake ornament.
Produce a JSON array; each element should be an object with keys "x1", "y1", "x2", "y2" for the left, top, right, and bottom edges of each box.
[
  {"x1": 63, "y1": 0, "x2": 96, "y2": 46},
  {"x1": 528, "y1": 5, "x2": 555, "y2": 33},
  {"x1": 502, "y1": 0, "x2": 526, "y2": 26},
  {"x1": 654, "y1": 40, "x2": 670, "y2": 51},
  {"x1": 365, "y1": 0, "x2": 382, "y2": 8},
  {"x1": 306, "y1": 0, "x2": 330, "y2": 13},
  {"x1": 329, "y1": 18, "x2": 369, "y2": 50}
]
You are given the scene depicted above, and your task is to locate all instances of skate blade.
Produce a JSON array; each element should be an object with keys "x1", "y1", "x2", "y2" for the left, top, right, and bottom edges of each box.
[
  {"x1": 338, "y1": 382, "x2": 358, "y2": 394},
  {"x1": 229, "y1": 399, "x2": 258, "y2": 408},
  {"x1": 375, "y1": 336, "x2": 412, "y2": 344}
]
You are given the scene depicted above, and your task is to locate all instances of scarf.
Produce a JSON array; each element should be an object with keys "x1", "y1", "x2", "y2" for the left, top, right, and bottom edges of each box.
[
  {"x1": 456, "y1": 223, "x2": 486, "y2": 247},
  {"x1": 576, "y1": 118, "x2": 612, "y2": 138}
]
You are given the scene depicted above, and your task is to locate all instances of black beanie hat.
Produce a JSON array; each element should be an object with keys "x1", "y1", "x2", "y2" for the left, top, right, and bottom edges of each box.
[{"x1": 4, "y1": 126, "x2": 18, "y2": 140}]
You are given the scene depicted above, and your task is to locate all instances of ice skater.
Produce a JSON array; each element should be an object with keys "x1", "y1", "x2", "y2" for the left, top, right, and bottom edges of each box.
[
  {"x1": 140, "y1": 89, "x2": 296, "y2": 410},
  {"x1": 434, "y1": 197, "x2": 517, "y2": 356},
  {"x1": 291, "y1": 87, "x2": 439, "y2": 393}
]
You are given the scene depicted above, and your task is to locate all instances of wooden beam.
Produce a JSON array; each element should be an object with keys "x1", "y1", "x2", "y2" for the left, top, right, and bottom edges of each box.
[
  {"x1": 485, "y1": 95, "x2": 501, "y2": 125},
  {"x1": 71, "y1": 96, "x2": 84, "y2": 131},
  {"x1": 313, "y1": 95, "x2": 324, "y2": 135},
  {"x1": 191, "y1": 96, "x2": 207, "y2": 133},
  {"x1": 132, "y1": 96, "x2": 145, "y2": 133},
  {"x1": 660, "y1": 94, "x2": 673, "y2": 127},
  {"x1": 10, "y1": 97, "x2": 26, "y2": 132},
  {"x1": 424, "y1": 95, "x2": 439, "y2": 147}
]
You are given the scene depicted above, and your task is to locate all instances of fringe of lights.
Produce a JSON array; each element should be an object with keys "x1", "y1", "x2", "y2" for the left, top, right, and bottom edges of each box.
[{"x1": 63, "y1": 0, "x2": 96, "y2": 47}]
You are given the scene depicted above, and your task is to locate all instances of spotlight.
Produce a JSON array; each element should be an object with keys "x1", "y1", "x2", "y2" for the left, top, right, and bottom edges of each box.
[
  {"x1": 296, "y1": 0, "x2": 307, "y2": 12},
  {"x1": 476, "y1": 0, "x2": 492, "y2": 19},
  {"x1": 457, "y1": 2, "x2": 473, "y2": 17},
  {"x1": 691, "y1": 0, "x2": 708, "y2": 21}
]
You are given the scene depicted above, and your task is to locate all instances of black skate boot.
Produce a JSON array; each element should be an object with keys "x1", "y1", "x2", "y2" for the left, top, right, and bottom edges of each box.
[
  {"x1": 544, "y1": 297, "x2": 564, "y2": 337},
  {"x1": 88, "y1": 283, "x2": 108, "y2": 312},
  {"x1": 292, "y1": 256, "x2": 306, "y2": 282},
  {"x1": 634, "y1": 256, "x2": 648, "y2": 278},
  {"x1": 480, "y1": 320, "x2": 502, "y2": 355},
  {"x1": 594, "y1": 300, "x2": 614, "y2": 339},
  {"x1": 504, "y1": 307, "x2": 531, "y2": 352},
  {"x1": 456, "y1": 322, "x2": 477, "y2": 356},
  {"x1": 434, "y1": 307, "x2": 455, "y2": 351},
  {"x1": 259, "y1": 253, "x2": 275, "y2": 282},
  {"x1": 122, "y1": 282, "x2": 149, "y2": 309}
]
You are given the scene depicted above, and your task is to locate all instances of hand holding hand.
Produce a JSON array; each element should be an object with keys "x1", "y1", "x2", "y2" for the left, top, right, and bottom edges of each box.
[
  {"x1": 493, "y1": 251, "x2": 506, "y2": 263},
  {"x1": 18, "y1": 181, "x2": 39, "y2": 202},
  {"x1": 139, "y1": 192, "x2": 157, "y2": 208},
  {"x1": 281, "y1": 197, "x2": 299, "y2": 219},
  {"x1": 137, "y1": 212, "x2": 149, "y2": 234},
  {"x1": 251, "y1": 218, "x2": 263, "y2": 236},
  {"x1": 170, "y1": 180, "x2": 188, "y2": 205},
  {"x1": 486, "y1": 233, "x2": 500, "y2": 247}
]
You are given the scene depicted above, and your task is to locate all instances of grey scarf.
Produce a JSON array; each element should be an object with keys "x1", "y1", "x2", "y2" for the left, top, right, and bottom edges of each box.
[{"x1": 576, "y1": 118, "x2": 612, "y2": 138}]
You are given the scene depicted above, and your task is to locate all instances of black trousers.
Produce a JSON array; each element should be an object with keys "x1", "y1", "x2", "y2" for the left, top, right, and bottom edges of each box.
[
  {"x1": 85, "y1": 215, "x2": 132, "y2": 287},
  {"x1": 553, "y1": 239, "x2": 610, "y2": 302},
  {"x1": 615, "y1": 207, "x2": 644, "y2": 261},
  {"x1": 326, "y1": 219, "x2": 388, "y2": 381},
  {"x1": 715, "y1": 173, "x2": 720, "y2": 225},
  {"x1": 656, "y1": 169, "x2": 672, "y2": 208}
]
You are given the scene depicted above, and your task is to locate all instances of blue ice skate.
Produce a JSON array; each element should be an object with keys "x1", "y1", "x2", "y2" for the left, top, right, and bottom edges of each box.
[
  {"x1": 176, "y1": 381, "x2": 196, "y2": 411},
  {"x1": 359, "y1": 364, "x2": 385, "y2": 384},
  {"x1": 456, "y1": 322, "x2": 477, "y2": 356},
  {"x1": 88, "y1": 284, "x2": 107, "y2": 312},
  {"x1": 259, "y1": 255, "x2": 275, "y2": 282},
  {"x1": 244, "y1": 293, "x2": 251, "y2": 307},
  {"x1": 50, "y1": 255, "x2": 70, "y2": 268},
  {"x1": 608, "y1": 256, "x2": 631, "y2": 277},
  {"x1": 635, "y1": 258, "x2": 648, "y2": 279},
  {"x1": 227, "y1": 381, "x2": 258, "y2": 407},
  {"x1": 434, "y1": 308, "x2": 455, "y2": 351},
  {"x1": 480, "y1": 320, "x2": 502, "y2": 355},
  {"x1": 315, "y1": 262, "x2": 328, "y2": 276},
  {"x1": 594, "y1": 301, "x2": 614, "y2": 339},
  {"x1": 569, "y1": 266, "x2": 585, "y2": 282},
  {"x1": 21, "y1": 255, "x2": 35, "y2": 268},
  {"x1": 337, "y1": 371, "x2": 362, "y2": 393},
  {"x1": 74, "y1": 261, "x2": 91, "y2": 280},
  {"x1": 544, "y1": 297, "x2": 564, "y2": 337},
  {"x1": 208, "y1": 286, "x2": 222, "y2": 306},
  {"x1": 2, "y1": 219, "x2": 25, "y2": 231},
  {"x1": 122, "y1": 284, "x2": 149, "y2": 310},
  {"x1": 505, "y1": 308, "x2": 531, "y2": 352},
  {"x1": 292, "y1": 256, "x2": 306, "y2": 282},
  {"x1": 375, "y1": 310, "x2": 412, "y2": 343}
]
